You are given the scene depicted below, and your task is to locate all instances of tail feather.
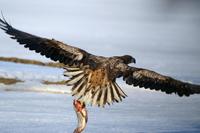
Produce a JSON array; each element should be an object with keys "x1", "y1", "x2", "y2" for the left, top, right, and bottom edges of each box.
[
  {"x1": 64, "y1": 67, "x2": 80, "y2": 71},
  {"x1": 103, "y1": 88, "x2": 108, "y2": 105},
  {"x1": 113, "y1": 83, "x2": 123, "y2": 101},
  {"x1": 97, "y1": 89, "x2": 103, "y2": 104},
  {"x1": 82, "y1": 90, "x2": 93, "y2": 104},
  {"x1": 111, "y1": 83, "x2": 121, "y2": 102},
  {"x1": 106, "y1": 86, "x2": 112, "y2": 105},
  {"x1": 66, "y1": 73, "x2": 84, "y2": 85},
  {"x1": 92, "y1": 88, "x2": 101, "y2": 106},
  {"x1": 71, "y1": 79, "x2": 85, "y2": 96},
  {"x1": 71, "y1": 79, "x2": 82, "y2": 92},
  {"x1": 76, "y1": 84, "x2": 87, "y2": 99},
  {"x1": 100, "y1": 88, "x2": 106, "y2": 107},
  {"x1": 64, "y1": 67, "x2": 127, "y2": 107},
  {"x1": 114, "y1": 82, "x2": 127, "y2": 98},
  {"x1": 109, "y1": 82, "x2": 115, "y2": 103},
  {"x1": 64, "y1": 70, "x2": 83, "y2": 77}
]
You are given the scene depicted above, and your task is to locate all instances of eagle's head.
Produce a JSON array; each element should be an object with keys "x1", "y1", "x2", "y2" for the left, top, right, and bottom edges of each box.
[{"x1": 121, "y1": 55, "x2": 136, "y2": 64}]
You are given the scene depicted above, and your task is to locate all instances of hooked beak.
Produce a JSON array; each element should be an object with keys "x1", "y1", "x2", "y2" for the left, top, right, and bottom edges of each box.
[{"x1": 132, "y1": 58, "x2": 136, "y2": 64}]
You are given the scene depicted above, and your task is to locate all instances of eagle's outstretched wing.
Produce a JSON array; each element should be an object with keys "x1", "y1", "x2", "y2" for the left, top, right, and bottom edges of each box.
[
  {"x1": 122, "y1": 66, "x2": 200, "y2": 96},
  {"x1": 0, "y1": 17, "x2": 92, "y2": 67}
]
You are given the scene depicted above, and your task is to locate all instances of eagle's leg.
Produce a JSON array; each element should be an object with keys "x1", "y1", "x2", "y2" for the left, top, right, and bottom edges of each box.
[{"x1": 73, "y1": 100, "x2": 88, "y2": 133}]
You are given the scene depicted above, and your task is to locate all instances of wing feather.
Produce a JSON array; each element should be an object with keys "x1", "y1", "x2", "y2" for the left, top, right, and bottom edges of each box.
[
  {"x1": 121, "y1": 66, "x2": 200, "y2": 96},
  {"x1": 0, "y1": 17, "x2": 92, "y2": 67}
]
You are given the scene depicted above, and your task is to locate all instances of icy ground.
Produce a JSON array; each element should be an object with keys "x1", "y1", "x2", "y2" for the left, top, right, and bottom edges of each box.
[
  {"x1": 0, "y1": 62, "x2": 200, "y2": 133},
  {"x1": 0, "y1": 90, "x2": 200, "y2": 133},
  {"x1": 0, "y1": 62, "x2": 66, "y2": 82}
]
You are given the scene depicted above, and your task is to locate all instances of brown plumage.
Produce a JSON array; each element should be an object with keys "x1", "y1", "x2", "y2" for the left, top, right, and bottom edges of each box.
[{"x1": 1, "y1": 17, "x2": 200, "y2": 107}]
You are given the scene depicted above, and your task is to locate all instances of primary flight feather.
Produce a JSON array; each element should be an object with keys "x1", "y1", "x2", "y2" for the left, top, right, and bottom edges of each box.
[{"x1": 0, "y1": 17, "x2": 200, "y2": 107}]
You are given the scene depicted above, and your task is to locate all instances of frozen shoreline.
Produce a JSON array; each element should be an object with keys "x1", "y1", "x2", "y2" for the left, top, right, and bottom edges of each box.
[{"x1": 0, "y1": 82, "x2": 71, "y2": 94}]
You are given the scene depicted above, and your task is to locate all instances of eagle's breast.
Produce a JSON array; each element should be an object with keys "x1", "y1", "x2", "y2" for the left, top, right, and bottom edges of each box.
[{"x1": 89, "y1": 68, "x2": 108, "y2": 88}]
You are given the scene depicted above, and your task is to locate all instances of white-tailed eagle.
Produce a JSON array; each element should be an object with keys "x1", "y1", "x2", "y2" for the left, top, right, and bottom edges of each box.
[{"x1": 1, "y1": 17, "x2": 200, "y2": 107}]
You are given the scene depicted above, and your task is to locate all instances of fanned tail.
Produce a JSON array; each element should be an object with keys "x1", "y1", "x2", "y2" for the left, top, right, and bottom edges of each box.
[{"x1": 64, "y1": 67, "x2": 127, "y2": 107}]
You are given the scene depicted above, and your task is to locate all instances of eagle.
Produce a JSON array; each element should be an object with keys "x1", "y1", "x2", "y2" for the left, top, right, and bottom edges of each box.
[{"x1": 1, "y1": 17, "x2": 200, "y2": 107}]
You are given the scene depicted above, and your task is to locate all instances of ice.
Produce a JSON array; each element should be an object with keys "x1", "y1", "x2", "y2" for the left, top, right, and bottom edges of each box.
[
  {"x1": 0, "y1": 61, "x2": 72, "y2": 94},
  {"x1": 0, "y1": 90, "x2": 200, "y2": 133},
  {"x1": 0, "y1": 62, "x2": 200, "y2": 133},
  {"x1": 0, "y1": 82, "x2": 71, "y2": 94},
  {"x1": 0, "y1": 61, "x2": 66, "y2": 82}
]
